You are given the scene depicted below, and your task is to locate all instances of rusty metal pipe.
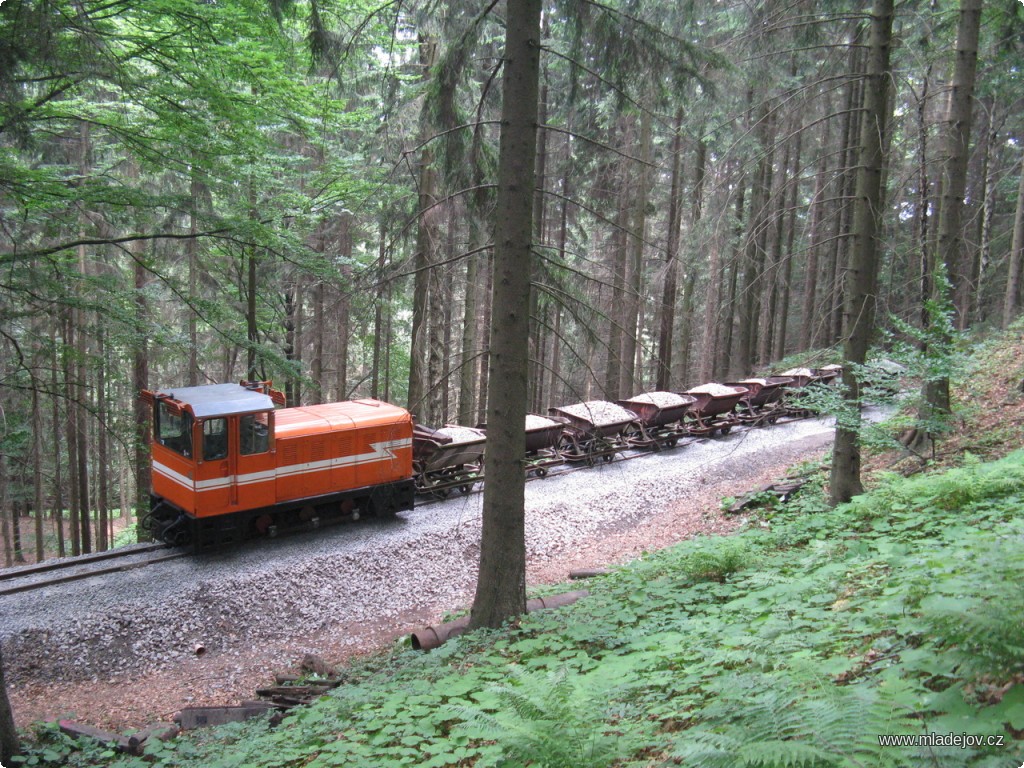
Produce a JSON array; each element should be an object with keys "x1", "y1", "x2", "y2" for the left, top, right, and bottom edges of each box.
[
  {"x1": 410, "y1": 590, "x2": 589, "y2": 651},
  {"x1": 410, "y1": 615, "x2": 472, "y2": 651}
]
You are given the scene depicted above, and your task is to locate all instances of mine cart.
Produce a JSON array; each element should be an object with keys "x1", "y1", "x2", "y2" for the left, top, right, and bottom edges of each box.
[
  {"x1": 412, "y1": 424, "x2": 486, "y2": 497},
  {"x1": 725, "y1": 377, "x2": 793, "y2": 426},
  {"x1": 616, "y1": 391, "x2": 696, "y2": 449},
  {"x1": 779, "y1": 367, "x2": 816, "y2": 387},
  {"x1": 815, "y1": 364, "x2": 843, "y2": 384},
  {"x1": 683, "y1": 384, "x2": 748, "y2": 436},
  {"x1": 523, "y1": 414, "x2": 567, "y2": 477},
  {"x1": 778, "y1": 368, "x2": 827, "y2": 417},
  {"x1": 474, "y1": 415, "x2": 567, "y2": 478},
  {"x1": 547, "y1": 400, "x2": 638, "y2": 464}
]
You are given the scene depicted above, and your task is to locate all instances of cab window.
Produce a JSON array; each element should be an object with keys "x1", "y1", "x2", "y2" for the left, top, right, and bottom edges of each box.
[
  {"x1": 202, "y1": 418, "x2": 228, "y2": 461},
  {"x1": 240, "y1": 412, "x2": 270, "y2": 456},
  {"x1": 157, "y1": 403, "x2": 193, "y2": 458}
]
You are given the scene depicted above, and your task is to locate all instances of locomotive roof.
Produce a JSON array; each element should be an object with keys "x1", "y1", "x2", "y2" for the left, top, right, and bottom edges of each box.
[
  {"x1": 275, "y1": 399, "x2": 411, "y2": 437},
  {"x1": 154, "y1": 383, "x2": 275, "y2": 418}
]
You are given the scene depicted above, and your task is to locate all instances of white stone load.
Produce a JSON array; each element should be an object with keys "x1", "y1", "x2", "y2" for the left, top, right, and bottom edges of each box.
[
  {"x1": 622, "y1": 391, "x2": 691, "y2": 408},
  {"x1": 525, "y1": 414, "x2": 561, "y2": 431},
  {"x1": 780, "y1": 367, "x2": 814, "y2": 378},
  {"x1": 687, "y1": 383, "x2": 745, "y2": 397},
  {"x1": 551, "y1": 400, "x2": 637, "y2": 428},
  {"x1": 436, "y1": 426, "x2": 486, "y2": 445}
]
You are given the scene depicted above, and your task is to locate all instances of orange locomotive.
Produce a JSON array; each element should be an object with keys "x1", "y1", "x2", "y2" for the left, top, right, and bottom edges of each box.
[{"x1": 141, "y1": 382, "x2": 415, "y2": 550}]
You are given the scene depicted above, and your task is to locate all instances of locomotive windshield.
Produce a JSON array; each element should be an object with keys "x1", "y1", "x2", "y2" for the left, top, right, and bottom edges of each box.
[{"x1": 156, "y1": 402, "x2": 193, "y2": 458}]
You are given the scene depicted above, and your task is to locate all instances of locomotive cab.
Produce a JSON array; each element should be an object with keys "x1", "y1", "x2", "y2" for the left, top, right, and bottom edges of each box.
[{"x1": 142, "y1": 382, "x2": 284, "y2": 545}]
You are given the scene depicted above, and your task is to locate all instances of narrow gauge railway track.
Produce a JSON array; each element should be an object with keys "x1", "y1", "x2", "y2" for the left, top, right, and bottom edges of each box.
[{"x1": 0, "y1": 543, "x2": 186, "y2": 598}]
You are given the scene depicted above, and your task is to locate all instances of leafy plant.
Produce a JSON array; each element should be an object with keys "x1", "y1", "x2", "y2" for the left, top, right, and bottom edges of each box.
[{"x1": 680, "y1": 539, "x2": 751, "y2": 582}]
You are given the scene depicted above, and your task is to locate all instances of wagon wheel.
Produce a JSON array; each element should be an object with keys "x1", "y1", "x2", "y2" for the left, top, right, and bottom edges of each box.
[
  {"x1": 534, "y1": 466, "x2": 549, "y2": 478},
  {"x1": 664, "y1": 437, "x2": 678, "y2": 448},
  {"x1": 432, "y1": 487, "x2": 450, "y2": 500},
  {"x1": 459, "y1": 483, "x2": 475, "y2": 495},
  {"x1": 720, "y1": 425, "x2": 732, "y2": 435},
  {"x1": 601, "y1": 451, "x2": 614, "y2": 463}
]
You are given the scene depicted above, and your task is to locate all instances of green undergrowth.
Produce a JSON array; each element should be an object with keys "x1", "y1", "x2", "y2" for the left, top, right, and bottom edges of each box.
[{"x1": 23, "y1": 451, "x2": 1024, "y2": 767}]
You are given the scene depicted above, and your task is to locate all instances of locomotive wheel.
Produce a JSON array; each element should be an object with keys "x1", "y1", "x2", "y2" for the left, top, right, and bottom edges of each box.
[
  {"x1": 601, "y1": 453, "x2": 614, "y2": 463},
  {"x1": 459, "y1": 483, "x2": 475, "y2": 495},
  {"x1": 665, "y1": 438, "x2": 678, "y2": 448},
  {"x1": 720, "y1": 425, "x2": 732, "y2": 435},
  {"x1": 432, "y1": 488, "x2": 450, "y2": 500}
]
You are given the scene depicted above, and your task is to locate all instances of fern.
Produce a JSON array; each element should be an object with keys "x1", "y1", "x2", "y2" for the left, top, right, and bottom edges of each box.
[
  {"x1": 671, "y1": 679, "x2": 923, "y2": 768},
  {"x1": 454, "y1": 666, "x2": 649, "y2": 768},
  {"x1": 920, "y1": 536, "x2": 1024, "y2": 680}
]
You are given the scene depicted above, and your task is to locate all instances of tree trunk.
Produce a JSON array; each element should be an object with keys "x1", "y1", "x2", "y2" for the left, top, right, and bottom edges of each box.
[
  {"x1": 1003, "y1": 160, "x2": 1024, "y2": 328},
  {"x1": 75, "y1": 123, "x2": 92, "y2": 555},
  {"x1": 51, "y1": 328, "x2": 66, "y2": 556},
  {"x1": 63, "y1": 312, "x2": 80, "y2": 556},
  {"x1": 801, "y1": 103, "x2": 831, "y2": 351},
  {"x1": 132, "y1": 233, "x2": 150, "y2": 542},
  {"x1": 622, "y1": 110, "x2": 652, "y2": 395},
  {"x1": 97, "y1": 325, "x2": 109, "y2": 551},
  {"x1": 329, "y1": 215, "x2": 353, "y2": 401},
  {"x1": 246, "y1": 241, "x2": 258, "y2": 379},
  {"x1": 0, "y1": 643, "x2": 19, "y2": 767},
  {"x1": 187, "y1": 164, "x2": 200, "y2": 386},
  {"x1": 460, "y1": 249, "x2": 479, "y2": 424},
  {"x1": 604, "y1": 118, "x2": 633, "y2": 400},
  {"x1": 529, "y1": 74, "x2": 549, "y2": 413},
  {"x1": 1, "y1": 454, "x2": 11, "y2": 568},
  {"x1": 677, "y1": 138, "x2": 707, "y2": 383},
  {"x1": 735, "y1": 105, "x2": 774, "y2": 377},
  {"x1": 471, "y1": 0, "x2": 541, "y2": 629},
  {"x1": 914, "y1": 0, "x2": 982, "y2": 448},
  {"x1": 830, "y1": 0, "x2": 894, "y2": 505},
  {"x1": 476, "y1": 251, "x2": 492, "y2": 426},
  {"x1": 372, "y1": 224, "x2": 387, "y2": 401},
  {"x1": 32, "y1": 383, "x2": 44, "y2": 562},
  {"x1": 284, "y1": 285, "x2": 298, "y2": 406},
  {"x1": 294, "y1": 280, "x2": 304, "y2": 406},
  {"x1": 656, "y1": 110, "x2": 684, "y2": 390},
  {"x1": 775, "y1": 123, "x2": 803, "y2": 360},
  {"x1": 409, "y1": 35, "x2": 440, "y2": 422},
  {"x1": 312, "y1": 275, "x2": 324, "y2": 403},
  {"x1": 718, "y1": 174, "x2": 746, "y2": 379}
]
